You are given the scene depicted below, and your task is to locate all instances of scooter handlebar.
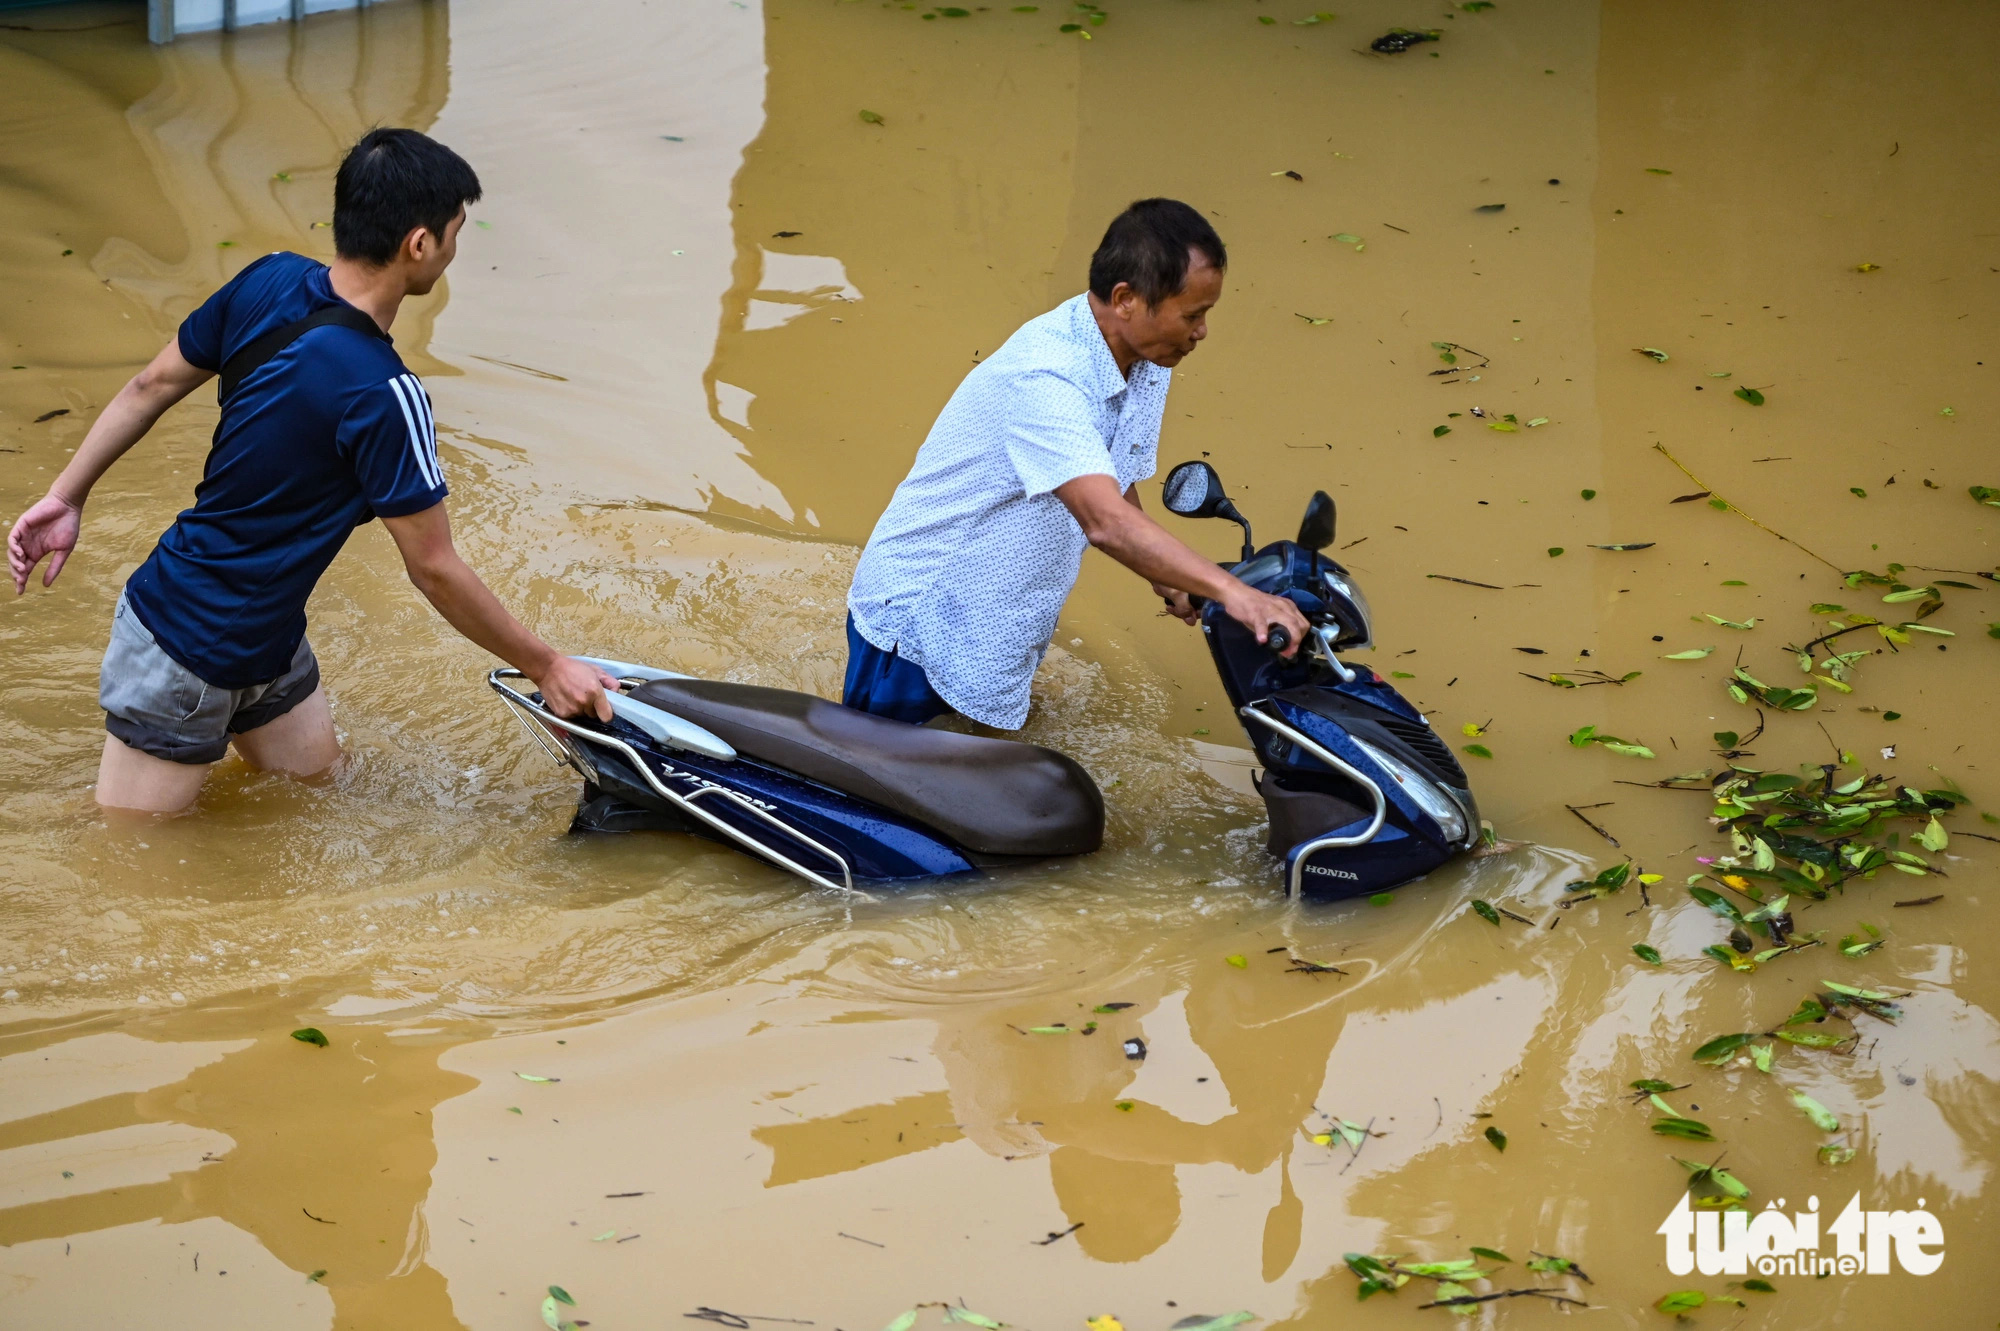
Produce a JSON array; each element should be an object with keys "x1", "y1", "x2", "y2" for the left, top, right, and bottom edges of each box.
[{"x1": 1265, "y1": 624, "x2": 1292, "y2": 656}]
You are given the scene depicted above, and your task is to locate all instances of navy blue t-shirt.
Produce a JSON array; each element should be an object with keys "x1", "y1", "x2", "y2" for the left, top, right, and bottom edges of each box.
[{"x1": 125, "y1": 252, "x2": 447, "y2": 688}]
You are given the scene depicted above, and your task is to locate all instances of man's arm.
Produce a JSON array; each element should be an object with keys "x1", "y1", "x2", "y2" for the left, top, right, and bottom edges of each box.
[
  {"x1": 8, "y1": 339, "x2": 211, "y2": 594},
  {"x1": 1058, "y1": 473, "x2": 1308, "y2": 652},
  {"x1": 380, "y1": 502, "x2": 615, "y2": 720}
]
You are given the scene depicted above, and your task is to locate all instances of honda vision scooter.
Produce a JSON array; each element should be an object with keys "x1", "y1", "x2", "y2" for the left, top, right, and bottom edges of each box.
[
  {"x1": 491, "y1": 463, "x2": 1474, "y2": 899},
  {"x1": 1159, "y1": 459, "x2": 1481, "y2": 899}
]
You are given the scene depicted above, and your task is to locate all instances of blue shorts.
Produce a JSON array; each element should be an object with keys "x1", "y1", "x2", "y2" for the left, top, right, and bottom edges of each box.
[{"x1": 842, "y1": 615, "x2": 952, "y2": 725}]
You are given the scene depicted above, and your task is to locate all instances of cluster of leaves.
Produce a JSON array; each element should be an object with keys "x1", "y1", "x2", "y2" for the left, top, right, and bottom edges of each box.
[
  {"x1": 1345, "y1": 1249, "x2": 1586, "y2": 1314},
  {"x1": 1688, "y1": 764, "x2": 1957, "y2": 966},
  {"x1": 1567, "y1": 724, "x2": 1654, "y2": 759}
]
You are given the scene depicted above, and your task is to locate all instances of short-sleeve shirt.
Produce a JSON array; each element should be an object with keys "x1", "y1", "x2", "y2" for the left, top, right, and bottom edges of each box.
[
  {"x1": 847, "y1": 293, "x2": 1170, "y2": 729},
  {"x1": 123, "y1": 251, "x2": 447, "y2": 688}
]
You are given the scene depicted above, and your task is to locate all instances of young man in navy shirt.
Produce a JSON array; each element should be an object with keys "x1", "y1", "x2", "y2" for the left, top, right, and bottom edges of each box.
[{"x1": 7, "y1": 128, "x2": 611, "y2": 813}]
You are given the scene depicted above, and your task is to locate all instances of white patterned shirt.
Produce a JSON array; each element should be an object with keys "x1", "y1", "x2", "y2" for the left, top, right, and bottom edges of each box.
[{"x1": 848, "y1": 294, "x2": 1170, "y2": 728}]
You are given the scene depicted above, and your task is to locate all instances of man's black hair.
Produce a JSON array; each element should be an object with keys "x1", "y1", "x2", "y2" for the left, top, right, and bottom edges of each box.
[
  {"x1": 1087, "y1": 198, "x2": 1227, "y2": 306},
  {"x1": 333, "y1": 128, "x2": 483, "y2": 266}
]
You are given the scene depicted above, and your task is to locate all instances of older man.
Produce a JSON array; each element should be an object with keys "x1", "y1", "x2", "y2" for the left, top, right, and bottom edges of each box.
[{"x1": 844, "y1": 198, "x2": 1307, "y2": 728}]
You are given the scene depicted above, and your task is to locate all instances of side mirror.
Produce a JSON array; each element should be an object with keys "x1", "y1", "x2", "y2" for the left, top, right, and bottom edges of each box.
[
  {"x1": 1162, "y1": 460, "x2": 1228, "y2": 517},
  {"x1": 1297, "y1": 491, "x2": 1336, "y2": 551},
  {"x1": 1162, "y1": 460, "x2": 1255, "y2": 561}
]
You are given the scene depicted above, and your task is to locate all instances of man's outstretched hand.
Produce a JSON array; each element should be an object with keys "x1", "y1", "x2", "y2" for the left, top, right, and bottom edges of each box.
[
  {"x1": 8, "y1": 493, "x2": 82, "y2": 595},
  {"x1": 535, "y1": 655, "x2": 620, "y2": 722}
]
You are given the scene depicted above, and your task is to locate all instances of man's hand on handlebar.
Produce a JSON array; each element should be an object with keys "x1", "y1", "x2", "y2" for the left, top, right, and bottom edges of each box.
[
  {"x1": 535, "y1": 655, "x2": 620, "y2": 721},
  {"x1": 1153, "y1": 581, "x2": 1200, "y2": 625},
  {"x1": 1219, "y1": 585, "x2": 1309, "y2": 658}
]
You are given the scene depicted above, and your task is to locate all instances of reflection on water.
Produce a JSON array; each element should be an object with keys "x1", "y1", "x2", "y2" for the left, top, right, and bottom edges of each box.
[{"x1": 2, "y1": 0, "x2": 1999, "y2": 1326}]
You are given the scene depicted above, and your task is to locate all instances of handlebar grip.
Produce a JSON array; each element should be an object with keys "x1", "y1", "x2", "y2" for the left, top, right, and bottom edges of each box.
[{"x1": 1266, "y1": 624, "x2": 1292, "y2": 656}]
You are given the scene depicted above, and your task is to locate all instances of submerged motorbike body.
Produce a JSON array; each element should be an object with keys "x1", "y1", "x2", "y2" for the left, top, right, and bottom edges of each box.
[
  {"x1": 1163, "y1": 461, "x2": 1481, "y2": 899},
  {"x1": 491, "y1": 663, "x2": 1104, "y2": 891}
]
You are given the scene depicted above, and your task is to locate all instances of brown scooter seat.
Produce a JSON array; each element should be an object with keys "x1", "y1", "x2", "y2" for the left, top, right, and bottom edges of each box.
[{"x1": 628, "y1": 679, "x2": 1104, "y2": 857}]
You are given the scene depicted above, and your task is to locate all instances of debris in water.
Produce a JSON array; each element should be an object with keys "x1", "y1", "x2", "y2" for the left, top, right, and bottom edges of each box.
[
  {"x1": 1123, "y1": 1037, "x2": 1147, "y2": 1060},
  {"x1": 33, "y1": 408, "x2": 68, "y2": 422},
  {"x1": 1370, "y1": 27, "x2": 1440, "y2": 52}
]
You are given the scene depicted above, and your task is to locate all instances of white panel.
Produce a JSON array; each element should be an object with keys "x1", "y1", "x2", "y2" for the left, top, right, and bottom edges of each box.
[
  {"x1": 234, "y1": 0, "x2": 291, "y2": 24},
  {"x1": 172, "y1": 0, "x2": 223, "y2": 34}
]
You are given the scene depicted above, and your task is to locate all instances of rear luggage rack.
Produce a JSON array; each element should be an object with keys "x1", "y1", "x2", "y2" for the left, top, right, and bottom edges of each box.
[{"x1": 487, "y1": 668, "x2": 857, "y2": 895}]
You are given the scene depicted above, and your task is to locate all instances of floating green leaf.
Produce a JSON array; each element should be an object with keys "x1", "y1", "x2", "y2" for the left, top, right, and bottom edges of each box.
[
  {"x1": 858, "y1": 110, "x2": 885, "y2": 124},
  {"x1": 1693, "y1": 1033, "x2": 1756, "y2": 1064},
  {"x1": 1633, "y1": 943, "x2": 1663, "y2": 965},
  {"x1": 1743, "y1": 1279, "x2": 1776, "y2": 1293},
  {"x1": 1472, "y1": 899, "x2": 1500, "y2": 925},
  {"x1": 1369, "y1": 892, "x2": 1394, "y2": 907},
  {"x1": 1969, "y1": 485, "x2": 2000, "y2": 507},
  {"x1": 1652, "y1": 1117, "x2": 1716, "y2": 1141},
  {"x1": 1434, "y1": 424, "x2": 1452, "y2": 437},
  {"x1": 1735, "y1": 387, "x2": 1766, "y2": 406},
  {"x1": 1484, "y1": 1125, "x2": 1507, "y2": 1151},
  {"x1": 548, "y1": 1287, "x2": 576, "y2": 1307},
  {"x1": 1705, "y1": 614, "x2": 1756, "y2": 630},
  {"x1": 1819, "y1": 1144, "x2": 1857, "y2": 1165},
  {"x1": 291, "y1": 1027, "x2": 329, "y2": 1048},
  {"x1": 1635, "y1": 347, "x2": 1670, "y2": 362},
  {"x1": 1469, "y1": 1246, "x2": 1512, "y2": 1263},
  {"x1": 1663, "y1": 646, "x2": 1715, "y2": 660},
  {"x1": 884, "y1": 1314, "x2": 921, "y2": 1331},
  {"x1": 1462, "y1": 743, "x2": 1493, "y2": 759},
  {"x1": 516, "y1": 1072, "x2": 559, "y2": 1083},
  {"x1": 1547, "y1": 546, "x2": 1564, "y2": 557},
  {"x1": 1581, "y1": 488, "x2": 1596, "y2": 499},
  {"x1": 1792, "y1": 1092, "x2": 1840, "y2": 1132},
  {"x1": 944, "y1": 1309, "x2": 1003, "y2": 1329},
  {"x1": 1094, "y1": 1001, "x2": 1135, "y2": 1013},
  {"x1": 1226, "y1": 954, "x2": 1248, "y2": 969},
  {"x1": 1293, "y1": 11, "x2": 1335, "y2": 24},
  {"x1": 1656, "y1": 1291, "x2": 1705, "y2": 1313}
]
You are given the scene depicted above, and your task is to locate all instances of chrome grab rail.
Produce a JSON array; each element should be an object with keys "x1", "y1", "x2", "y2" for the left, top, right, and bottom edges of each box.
[
  {"x1": 486, "y1": 669, "x2": 857, "y2": 895},
  {"x1": 1240, "y1": 701, "x2": 1389, "y2": 902}
]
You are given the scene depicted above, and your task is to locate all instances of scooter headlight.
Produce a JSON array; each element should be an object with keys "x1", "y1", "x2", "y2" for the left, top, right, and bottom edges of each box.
[
  {"x1": 1351, "y1": 737, "x2": 1467, "y2": 843},
  {"x1": 1319, "y1": 567, "x2": 1374, "y2": 648}
]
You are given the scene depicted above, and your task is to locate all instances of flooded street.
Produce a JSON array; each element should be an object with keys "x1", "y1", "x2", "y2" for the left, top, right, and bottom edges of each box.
[{"x1": 2, "y1": 0, "x2": 1996, "y2": 1325}]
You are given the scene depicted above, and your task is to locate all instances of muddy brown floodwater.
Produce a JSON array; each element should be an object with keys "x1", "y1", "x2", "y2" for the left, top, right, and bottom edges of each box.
[{"x1": 2, "y1": 0, "x2": 1997, "y2": 1326}]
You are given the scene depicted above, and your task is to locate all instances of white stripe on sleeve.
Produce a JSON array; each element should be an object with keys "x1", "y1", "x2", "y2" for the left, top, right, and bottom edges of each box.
[
  {"x1": 404, "y1": 375, "x2": 443, "y2": 486},
  {"x1": 385, "y1": 376, "x2": 439, "y2": 489}
]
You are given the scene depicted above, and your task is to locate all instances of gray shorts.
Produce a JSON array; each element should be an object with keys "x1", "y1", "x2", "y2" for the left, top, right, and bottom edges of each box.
[{"x1": 99, "y1": 592, "x2": 321, "y2": 765}]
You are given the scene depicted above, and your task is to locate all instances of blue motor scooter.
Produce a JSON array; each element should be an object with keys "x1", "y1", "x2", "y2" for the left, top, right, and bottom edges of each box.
[
  {"x1": 490, "y1": 463, "x2": 1475, "y2": 899},
  {"x1": 1159, "y1": 459, "x2": 1481, "y2": 899}
]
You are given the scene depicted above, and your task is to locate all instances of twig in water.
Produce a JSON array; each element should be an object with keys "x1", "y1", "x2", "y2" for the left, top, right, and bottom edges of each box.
[
  {"x1": 1419, "y1": 1290, "x2": 1590, "y2": 1310},
  {"x1": 1893, "y1": 895, "x2": 1944, "y2": 907},
  {"x1": 1565, "y1": 803, "x2": 1620, "y2": 847},
  {"x1": 1427, "y1": 1096, "x2": 1443, "y2": 1139},
  {"x1": 837, "y1": 1232, "x2": 885, "y2": 1248},
  {"x1": 1652, "y1": 442, "x2": 1843, "y2": 571},
  {"x1": 1497, "y1": 906, "x2": 1535, "y2": 925},
  {"x1": 1034, "y1": 1222, "x2": 1084, "y2": 1246},
  {"x1": 302, "y1": 1208, "x2": 335, "y2": 1224},
  {"x1": 1426, "y1": 573, "x2": 1505, "y2": 589},
  {"x1": 1339, "y1": 1116, "x2": 1378, "y2": 1175}
]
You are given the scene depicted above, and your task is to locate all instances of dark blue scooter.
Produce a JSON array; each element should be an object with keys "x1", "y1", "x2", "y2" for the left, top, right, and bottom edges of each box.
[
  {"x1": 490, "y1": 463, "x2": 1475, "y2": 898},
  {"x1": 1159, "y1": 459, "x2": 1481, "y2": 898}
]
